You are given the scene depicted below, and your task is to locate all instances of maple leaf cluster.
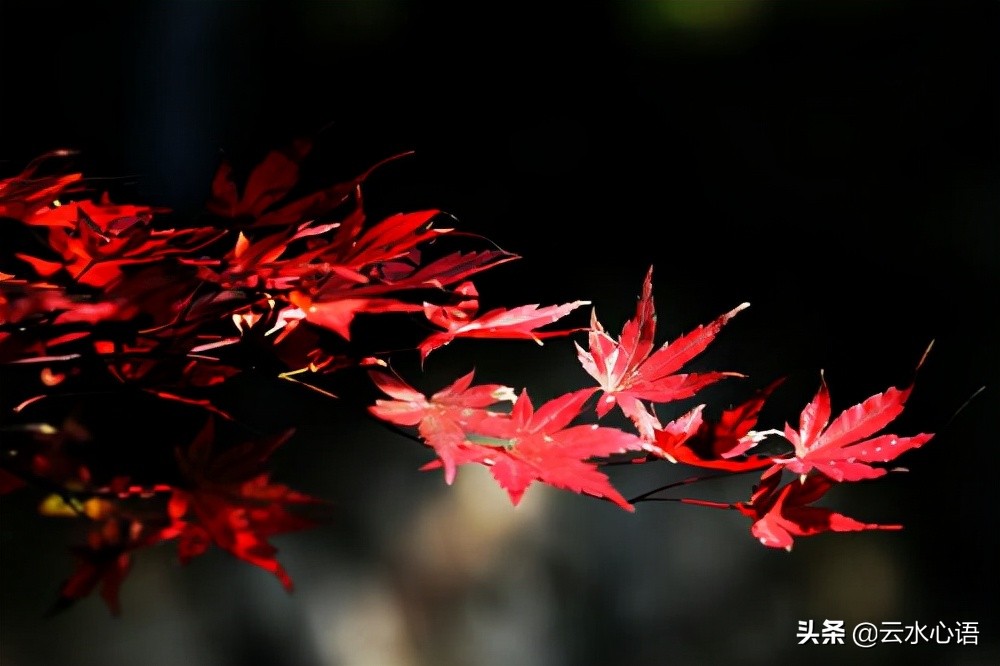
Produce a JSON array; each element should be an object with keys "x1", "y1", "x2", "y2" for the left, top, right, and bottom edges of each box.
[
  {"x1": 0, "y1": 145, "x2": 934, "y2": 615},
  {"x1": 373, "y1": 266, "x2": 934, "y2": 551}
]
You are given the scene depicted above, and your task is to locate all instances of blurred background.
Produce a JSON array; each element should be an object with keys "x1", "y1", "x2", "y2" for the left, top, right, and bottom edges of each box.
[{"x1": 0, "y1": 1, "x2": 996, "y2": 665}]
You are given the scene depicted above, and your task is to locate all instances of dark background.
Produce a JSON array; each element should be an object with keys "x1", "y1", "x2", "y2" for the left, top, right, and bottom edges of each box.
[{"x1": 1, "y1": 2, "x2": 996, "y2": 665}]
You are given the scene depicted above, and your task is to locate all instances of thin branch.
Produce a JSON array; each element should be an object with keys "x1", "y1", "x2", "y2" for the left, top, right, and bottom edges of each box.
[
  {"x1": 628, "y1": 468, "x2": 760, "y2": 504},
  {"x1": 142, "y1": 389, "x2": 238, "y2": 422},
  {"x1": 278, "y1": 370, "x2": 339, "y2": 399},
  {"x1": 636, "y1": 496, "x2": 735, "y2": 510}
]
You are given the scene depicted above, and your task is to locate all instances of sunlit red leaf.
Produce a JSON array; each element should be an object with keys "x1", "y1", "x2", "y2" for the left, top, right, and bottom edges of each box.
[
  {"x1": 418, "y1": 387, "x2": 644, "y2": 510},
  {"x1": 370, "y1": 370, "x2": 516, "y2": 484},
  {"x1": 774, "y1": 372, "x2": 933, "y2": 481},
  {"x1": 419, "y1": 299, "x2": 589, "y2": 359},
  {"x1": 334, "y1": 210, "x2": 443, "y2": 268},
  {"x1": 577, "y1": 267, "x2": 746, "y2": 439}
]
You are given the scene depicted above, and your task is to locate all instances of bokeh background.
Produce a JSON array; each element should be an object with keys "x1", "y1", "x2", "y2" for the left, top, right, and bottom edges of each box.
[{"x1": 1, "y1": 1, "x2": 996, "y2": 665}]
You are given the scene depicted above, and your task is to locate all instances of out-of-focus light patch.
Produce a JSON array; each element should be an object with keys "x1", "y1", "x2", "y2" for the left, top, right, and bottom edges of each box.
[
  {"x1": 384, "y1": 469, "x2": 557, "y2": 666},
  {"x1": 298, "y1": 468, "x2": 555, "y2": 666},
  {"x1": 403, "y1": 465, "x2": 549, "y2": 580},
  {"x1": 620, "y1": 0, "x2": 767, "y2": 52},
  {"x1": 805, "y1": 539, "x2": 906, "y2": 623},
  {"x1": 310, "y1": 573, "x2": 416, "y2": 666}
]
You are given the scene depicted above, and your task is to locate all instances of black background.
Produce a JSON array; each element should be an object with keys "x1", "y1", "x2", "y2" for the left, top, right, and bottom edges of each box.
[{"x1": 1, "y1": 2, "x2": 997, "y2": 665}]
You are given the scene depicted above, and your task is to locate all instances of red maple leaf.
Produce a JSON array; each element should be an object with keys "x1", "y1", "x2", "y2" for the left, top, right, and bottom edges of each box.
[
  {"x1": 425, "y1": 388, "x2": 643, "y2": 510},
  {"x1": 649, "y1": 380, "x2": 782, "y2": 471},
  {"x1": 208, "y1": 141, "x2": 313, "y2": 223},
  {"x1": 167, "y1": 420, "x2": 324, "y2": 590},
  {"x1": 576, "y1": 267, "x2": 747, "y2": 439},
  {"x1": 417, "y1": 289, "x2": 588, "y2": 359},
  {"x1": 207, "y1": 140, "x2": 379, "y2": 229},
  {"x1": 52, "y1": 517, "x2": 170, "y2": 616},
  {"x1": 370, "y1": 374, "x2": 643, "y2": 509},
  {"x1": 735, "y1": 471, "x2": 901, "y2": 550},
  {"x1": 775, "y1": 373, "x2": 933, "y2": 481},
  {"x1": 369, "y1": 369, "x2": 517, "y2": 484}
]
